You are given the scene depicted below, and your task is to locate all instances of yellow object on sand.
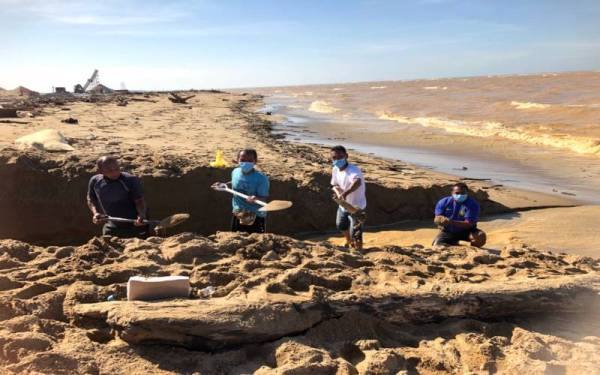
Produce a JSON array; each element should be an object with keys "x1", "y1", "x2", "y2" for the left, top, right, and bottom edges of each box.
[{"x1": 210, "y1": 150, "x2": 229, "y2": 168}]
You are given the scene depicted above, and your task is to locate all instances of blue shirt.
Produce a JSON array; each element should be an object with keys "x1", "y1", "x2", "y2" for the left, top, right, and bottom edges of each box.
[
  {"x1": 87, "y1": 172, "x2": 143, "y2": 226},
  {"x1": 231, "y1": 167, "x2": 269, "y2": 217},
  {"x1": 434, "y1": 196, "x2": 480, "y2": 233}
]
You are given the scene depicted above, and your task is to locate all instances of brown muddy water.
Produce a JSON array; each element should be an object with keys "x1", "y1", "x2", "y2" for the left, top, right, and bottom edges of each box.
[{"x1": 254, "y1": 71, "x2": 600, "y2": 203}]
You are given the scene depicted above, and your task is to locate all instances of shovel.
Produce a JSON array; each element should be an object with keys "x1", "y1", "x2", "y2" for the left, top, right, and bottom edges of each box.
[
  {"x1": 212, "y1": 183, "x2": 292, "y2": 212},
  {"x1": 107, "y1": 213, "x2": 190, "y2": 231}
]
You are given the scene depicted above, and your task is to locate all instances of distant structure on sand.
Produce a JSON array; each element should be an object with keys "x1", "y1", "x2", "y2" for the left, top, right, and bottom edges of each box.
[{"x1": 74, "y1": 69, "x2": 113, "y2": 94}]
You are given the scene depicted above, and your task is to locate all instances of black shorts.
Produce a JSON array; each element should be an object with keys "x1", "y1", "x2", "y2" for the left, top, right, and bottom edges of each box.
[
  {"x1": 231, "y1": 215, "x2": 266, "y2": 234},
  {"x1": 433, "y1": 227, "x2": 480, "y2": 246}
]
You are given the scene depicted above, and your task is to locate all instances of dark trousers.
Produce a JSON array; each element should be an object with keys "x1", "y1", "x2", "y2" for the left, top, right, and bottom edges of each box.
[
  {"x1": 433, "y1": 227, "x2": 478, "y2": 246},
  {"x1": 230, "y1": 215, "x2": 266, "y2": 234},
  {"x1": 102, "y1": 224, "x2": 150, "y2": 239}
]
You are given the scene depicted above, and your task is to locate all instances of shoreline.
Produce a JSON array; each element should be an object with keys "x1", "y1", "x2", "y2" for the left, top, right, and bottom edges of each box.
[
  {"x1": 263, "y1": 96, "x2": 600, "y2": 204},
  {"x1": 0, "y1": 90, "x2": 581, "y2": 245},
  {"x1": 0, "y1": 90, "x2": 598, "y2": 375}
]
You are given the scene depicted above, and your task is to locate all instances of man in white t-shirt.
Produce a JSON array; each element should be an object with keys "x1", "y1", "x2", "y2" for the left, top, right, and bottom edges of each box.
[{"x1": 330, "y1": 145, "x2": 367, "y2": 250}]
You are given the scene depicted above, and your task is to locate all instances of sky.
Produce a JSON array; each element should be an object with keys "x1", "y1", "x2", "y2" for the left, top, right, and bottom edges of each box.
[{"x1": 2, "y1": 0, "x2": 600, "y2": 91}]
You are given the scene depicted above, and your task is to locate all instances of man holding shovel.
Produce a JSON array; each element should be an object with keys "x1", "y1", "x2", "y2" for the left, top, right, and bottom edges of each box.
[
  {"x1": 212, "y1": 149, "x2": 270, "y2": 234},
  {"x1": 87, "y1": 155, "x2": 151, "y2": 238},
  {"x1": 330, "y1": 145, "x2": 367, "y2": 250}
]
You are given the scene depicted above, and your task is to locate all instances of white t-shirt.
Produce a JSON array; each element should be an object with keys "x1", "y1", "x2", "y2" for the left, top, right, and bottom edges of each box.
[{"x1": 331, "y1": 163, "x2": 367, "y2": 209}]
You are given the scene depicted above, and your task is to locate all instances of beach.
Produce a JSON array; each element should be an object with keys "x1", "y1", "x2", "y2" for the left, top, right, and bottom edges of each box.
[
  {"x1": 249, "y1": 71, "x2": 600, "y2": 258},
  {"x1": 254, "y1": 71, "x2": 600, "y2": 203},
  {"x1": 0, "y1": 85, "x2": 598, "y2": 374},
  {"x1": 0, "y1": 89, "x2": 575, "y2": 245}
]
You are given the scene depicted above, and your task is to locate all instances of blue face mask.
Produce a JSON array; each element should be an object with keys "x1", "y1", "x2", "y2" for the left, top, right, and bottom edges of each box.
[
  {"x1": 239, "y1": 162, "x2": 255, "y2": 173},
  {"x1": 332, "y1": 158, "x2": 347, "y2": 169},
  {"x1": 453, "y1": 193, "x2": 468, "y2": 203}
]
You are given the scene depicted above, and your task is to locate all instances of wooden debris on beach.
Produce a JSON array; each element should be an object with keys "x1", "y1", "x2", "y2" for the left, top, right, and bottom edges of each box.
[
  {"x1": 116, "y1": 97, "x2": 128, "y2": 106},
  {"x1": 168, "y1": 92, "x2": 195, "y2": 104},
  {"x1": 61, "y1": 117, "x2": 79, "y2": 124},
  {"x1": 129, "y1": 97, "x2": 157, "y2": 103}
]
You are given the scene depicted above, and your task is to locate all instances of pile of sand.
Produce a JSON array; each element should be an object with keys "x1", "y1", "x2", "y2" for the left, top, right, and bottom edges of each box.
[
  {"x1": 0, "y1": 86, "x2": 39, "y2": 97},
  {"x1": 15, "y1": 129, "x2": 74, "y2": 152},
  {"x1": 1, "y1": 232, "x2": 598, "y2": 374}
]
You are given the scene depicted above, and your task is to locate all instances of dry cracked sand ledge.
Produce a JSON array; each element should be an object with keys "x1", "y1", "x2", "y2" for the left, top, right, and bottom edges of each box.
[
  {"x1": 1, "y1": 91, "x2": 599, "y2": 374},
  {"x1": 1, "y1": 233, "x2": 599, "y2": 374}
]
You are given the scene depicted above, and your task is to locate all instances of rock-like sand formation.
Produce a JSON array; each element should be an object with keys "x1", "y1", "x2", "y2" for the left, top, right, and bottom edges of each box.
[{"x1": 1, "y1": 232, "x2": 599, "y2": 374}]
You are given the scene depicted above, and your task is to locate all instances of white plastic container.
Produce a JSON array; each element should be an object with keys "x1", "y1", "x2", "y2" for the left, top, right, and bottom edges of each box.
[{"x1": 127, "y1": 276, "x2": 191, "y2": 301}]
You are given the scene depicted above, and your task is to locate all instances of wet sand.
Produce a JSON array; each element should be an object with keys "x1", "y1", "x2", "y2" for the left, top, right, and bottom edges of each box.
[{"x1": 311, "y1": 205, "x2": 600, "y2": 258}]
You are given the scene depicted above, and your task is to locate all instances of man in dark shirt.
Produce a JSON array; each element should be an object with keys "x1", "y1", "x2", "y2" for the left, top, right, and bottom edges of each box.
[
  {"x1": 87, "y1": 155, "x2": 150, "y2": 238},
  {"x1": 432, "y1": 182, "x2": 487, "y2": 247}
]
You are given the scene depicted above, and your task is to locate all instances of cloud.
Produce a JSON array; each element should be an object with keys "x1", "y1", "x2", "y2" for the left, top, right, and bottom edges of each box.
[
  {"x1": 94, "y1": 21, "x2": 293, "y2": 37},
  {"x1": 536, "y1": 40, "x2": 600, "y2": 50},
  {"x1": 0, "y1": 0, "x2": 189, "y2": 26}
]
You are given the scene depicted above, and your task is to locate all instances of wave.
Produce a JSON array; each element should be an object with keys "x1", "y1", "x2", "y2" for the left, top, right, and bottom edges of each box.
[
  {"x1": 308, "y1": 100, "x2": 340, "y2": 114},
  {"x1": 370, "y1": 86, "x2": 387, "y2": 89},
  {"x1": 511, "y1": 101, "x2": 551, "y2": 110},
  {"x1": 423, "y1": 86, "x2": 448, "y2": 90},
  {"x1": 378, "y1": 112, "x2": 600, "y2": 156}
]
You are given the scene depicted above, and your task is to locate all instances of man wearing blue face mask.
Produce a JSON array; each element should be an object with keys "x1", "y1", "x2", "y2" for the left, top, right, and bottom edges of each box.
[
  {"x1": 432, "y1": 182, "x2": 486, "y2": 247},
  {"x1": 216, "y1": 148, "x2": 269, "y2": 234},
  {"x1": 330, "y1": 145, "x2": 367, "y2": 250}
]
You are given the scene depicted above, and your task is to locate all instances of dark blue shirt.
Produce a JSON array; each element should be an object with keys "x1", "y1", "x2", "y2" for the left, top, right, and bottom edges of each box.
[
  {"x1": 87, "y1": 172, "x2": 143, "y2": 226},
  {"x1": 434, "y1": 196, "x2": 480, "y2": 233}
]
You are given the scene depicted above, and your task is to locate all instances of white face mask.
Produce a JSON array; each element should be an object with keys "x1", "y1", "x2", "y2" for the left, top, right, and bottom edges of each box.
[
  {"x1": 452, "y1": 193, "x2": 468, "y2": 203},
  {"x1": 333, "y1": 158, "x2": 347, "y2": 168}
]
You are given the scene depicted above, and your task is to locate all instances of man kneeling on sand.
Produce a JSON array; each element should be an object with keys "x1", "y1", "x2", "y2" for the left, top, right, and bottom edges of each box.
[
  {"x1": 433, "y1": 182, "x2": 486, "y2": 247},
  {"x1": 330, "y1": 145, "x2": 367, "y2": 250},
  {"x1": 87, "y1": 156, "x2": 151, "y2": 239}
]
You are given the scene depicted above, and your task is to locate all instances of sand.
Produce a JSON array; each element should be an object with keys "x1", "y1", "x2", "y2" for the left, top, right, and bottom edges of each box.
[
  {"x1": 313, "y1": 205, "x2": 600, "y2": 258},
  {"x1": 1, "y1": 232, "x2": 599, "y2": 374},
  {"x1": 0, "y1": 89, "x2": 598, "y2": 374},
  {"x1": 0, "y1": 90, "x2": 576, "y2": 246}
]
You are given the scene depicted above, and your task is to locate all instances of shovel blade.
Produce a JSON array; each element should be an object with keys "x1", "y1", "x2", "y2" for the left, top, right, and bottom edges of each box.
[
  {"x1": 155, "y1": 213, "x2": 190, "y2": 230},
  {"x1": 258, "y1": 200, "x2": 293, "y2": 212}
]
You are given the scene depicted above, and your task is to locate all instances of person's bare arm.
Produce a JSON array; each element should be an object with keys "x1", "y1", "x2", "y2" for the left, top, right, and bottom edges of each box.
[
  {"x1": 134, "y1": 197, "x2": 147, "y2": 226},
  {"x1": 87, "y1": 198, "x2": 107, "y2": 224},
  {"x1": 87, "y1": 198, "x2": 99, "y2": 216},
  {"x1": 341, "y1": 178, "x2": 362, "y2": 199},
  {"x1": 434, "y1": 215, "x2": 449, "y2": 226}
]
